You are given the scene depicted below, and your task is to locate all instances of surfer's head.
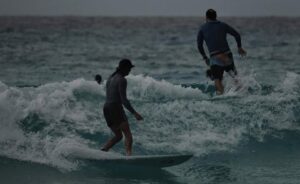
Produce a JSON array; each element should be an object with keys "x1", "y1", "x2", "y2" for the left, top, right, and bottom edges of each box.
[
  {"x1": 206, "y1": 9, "x2": 217, "y2": 21},
  {"x1": 118, "y1": 58, "x2": 135, "y2": 76},
  {"x1": 95, "y1": 74, "x2": 102, "y2": 84}
]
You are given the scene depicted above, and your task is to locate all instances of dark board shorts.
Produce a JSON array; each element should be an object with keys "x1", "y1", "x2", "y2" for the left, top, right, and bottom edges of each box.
[
  {"x1": 211, "y1": 63, "x2": 237, "y2": 80},
  {"x1": 103, "y1": 103, "x2": 128, "y2": 129},
  {"x1": 210, "y1": 52, "x2": 237, "y2": 80}
]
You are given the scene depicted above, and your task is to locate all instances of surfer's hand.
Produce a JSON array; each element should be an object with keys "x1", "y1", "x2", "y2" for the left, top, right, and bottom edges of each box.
[
  {"x1": 238, "y1": 48, "x2": 247, "y2": 57},
  {"x1": 134, "y1": 112, "x2": 143, "y2": 121},
  {"x1": 204, "y1": 57, "x2": 210, "y2": 66}
]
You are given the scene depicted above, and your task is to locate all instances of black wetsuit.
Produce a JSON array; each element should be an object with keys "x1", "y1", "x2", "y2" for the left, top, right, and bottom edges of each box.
[{"x1": 103, "y1": 73, "x2": 136, "y2": 128}]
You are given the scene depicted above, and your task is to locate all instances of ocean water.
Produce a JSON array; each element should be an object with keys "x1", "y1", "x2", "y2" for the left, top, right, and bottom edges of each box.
[{"x1": 0, "y1": 16, "x2": 300, "y2": 184}]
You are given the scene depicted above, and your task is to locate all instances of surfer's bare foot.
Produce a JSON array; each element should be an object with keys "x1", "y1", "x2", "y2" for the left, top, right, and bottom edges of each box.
[
  {"x1": 101, "y1": 148, "x2": 108, "y2": 152},
  {"x1": 126, "y1": 152, "x2": 132, "y2": 156},
  {"x1": 216, "y1": 91, "x2": 223, "y2": 95}
]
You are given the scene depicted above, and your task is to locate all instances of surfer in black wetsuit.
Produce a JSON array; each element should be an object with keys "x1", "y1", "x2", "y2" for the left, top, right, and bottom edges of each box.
[
  {"x1": 101, "y1": 59, "x2": 143, "y2": 156},
  {"x1": 197, "y1": 9, "x2": 247, "y2": 95}
]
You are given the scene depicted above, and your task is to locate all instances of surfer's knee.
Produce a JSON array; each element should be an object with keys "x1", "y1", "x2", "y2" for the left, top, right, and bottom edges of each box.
[
  {"x1": 123, "y1": 129, "x2": 132, "y2": 141},
  {"x1": 112, "y1": 130, "x2": 123, "y2": 142},
  {"x1": 114, "y1": 134, "x2": 123, "y2": 142}
]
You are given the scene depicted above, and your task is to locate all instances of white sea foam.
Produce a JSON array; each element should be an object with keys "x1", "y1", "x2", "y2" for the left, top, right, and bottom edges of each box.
[
  {"x1": 0, "y1": 72, "x2": 299, "y2": 170},
  {"x1": 127, "y1": 74, "x2": 207, "y2": 101}
]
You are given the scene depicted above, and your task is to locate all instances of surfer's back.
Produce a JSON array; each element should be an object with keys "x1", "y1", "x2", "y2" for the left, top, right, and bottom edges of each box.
[{"x1": 105, "y1": 73, "x2": 124, "y2": 104}]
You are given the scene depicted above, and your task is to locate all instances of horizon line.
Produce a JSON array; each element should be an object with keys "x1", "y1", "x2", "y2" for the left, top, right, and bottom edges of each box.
[{"x1": 0, "y1": 14, "x2": 299, "y2": 18}]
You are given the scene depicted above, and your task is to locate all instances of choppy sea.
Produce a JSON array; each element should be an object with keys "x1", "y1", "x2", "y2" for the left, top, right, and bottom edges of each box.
[{"x1": 0, "y1": 16, "x2": 300, "y2": 184}]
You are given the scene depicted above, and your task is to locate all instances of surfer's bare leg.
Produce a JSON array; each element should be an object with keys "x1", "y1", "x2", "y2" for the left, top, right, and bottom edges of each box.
[
  {"x1": 101, "y1": 129, "x2": 123, "y2": 151},
  {"x1": 120, "y1": 121, "x2": 133, "y2": 156},
  {"x1": 214, "y1": 79, "x2": 224, "y2": 95}
]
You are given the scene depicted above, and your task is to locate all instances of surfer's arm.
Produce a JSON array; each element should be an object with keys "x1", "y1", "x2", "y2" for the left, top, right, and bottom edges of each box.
[
  {"x1": 197, "y1": 30, "x2": 210, "y2": 66},
  {"x1": 197, "y1": 30, "x2": 208, "y2": 59},
  {"x1": 119, "y1": 78, "x2": 136, "y2": 114},
  {"x1": 225, "y1": 24, "x2": 246, "y2": 56},
  {"x1": 225, "y1": 23, "x2": 242, "y2": 48}
]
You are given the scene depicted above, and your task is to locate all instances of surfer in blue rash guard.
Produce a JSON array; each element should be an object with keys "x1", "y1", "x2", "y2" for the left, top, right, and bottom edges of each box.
[
  {"x1": 101, "y1": 59, "x2": 143, "y2": 156},
  {"x1": 197, "y1": 9, "x2": 247, "y2": 95}
]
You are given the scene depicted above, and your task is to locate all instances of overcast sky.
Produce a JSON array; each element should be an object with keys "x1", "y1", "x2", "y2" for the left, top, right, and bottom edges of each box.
[{"x1": 0, "y1": 0, "x2": 299, "y2": 17}]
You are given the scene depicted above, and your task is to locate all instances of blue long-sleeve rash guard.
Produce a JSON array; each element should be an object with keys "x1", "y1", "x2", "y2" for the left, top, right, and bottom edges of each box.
[{"x1": 197, "y1": 20, "x2": 241, "y2": 59}]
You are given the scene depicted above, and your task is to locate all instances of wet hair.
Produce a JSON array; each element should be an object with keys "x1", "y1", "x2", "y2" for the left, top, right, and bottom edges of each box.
[
  {"x1": 110, "y1": 67, "x2": 120, "y2": 77},
  {"x1": 206, "y1": 9, "x2": 217, "y2": 20}
]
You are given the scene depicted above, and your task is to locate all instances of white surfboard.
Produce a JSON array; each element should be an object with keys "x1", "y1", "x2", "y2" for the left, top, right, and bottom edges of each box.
[
  {"x1": 67, "y1": 147, "x2": 192, "y2": 168},
  {"x1": 85, "y1": 154, "x2": 193, "y2": 168}
]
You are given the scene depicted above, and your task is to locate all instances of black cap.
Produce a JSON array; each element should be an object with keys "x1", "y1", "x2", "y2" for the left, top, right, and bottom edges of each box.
[{"x1": 118, "y1": 59, "x2": 135, "y2": 69}]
